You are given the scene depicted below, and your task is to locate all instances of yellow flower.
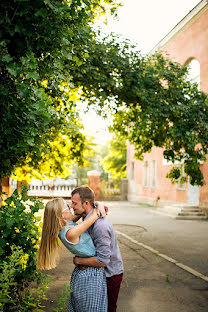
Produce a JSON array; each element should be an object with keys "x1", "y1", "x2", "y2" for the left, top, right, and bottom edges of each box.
[
  {"x1": 10, "y1": 201, "x2": 16, "y2": 208},
  {"x1": 41, "y1": 80, "x2": 48, "y2": 88},
  {"x1": 24, "y1": 253, "x2": 29, "y2": 260},
  {"x1": 19, "y1": 253, "x2": 29, "y2": 270}
]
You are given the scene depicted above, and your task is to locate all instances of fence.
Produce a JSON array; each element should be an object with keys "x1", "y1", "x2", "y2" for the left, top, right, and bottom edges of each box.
[{"x1": 27, "y1": 184, "x2": 73, "y2": 198}]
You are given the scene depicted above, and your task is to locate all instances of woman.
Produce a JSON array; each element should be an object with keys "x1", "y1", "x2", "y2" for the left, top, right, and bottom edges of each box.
[{"x1": 37, "y1": 198, "x2": 107, "y2": 312}]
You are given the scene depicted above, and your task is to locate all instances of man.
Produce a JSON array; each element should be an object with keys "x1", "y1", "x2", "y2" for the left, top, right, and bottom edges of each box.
[{"x1": 71, "y1": 186, "x2": 124, "y2": 312}]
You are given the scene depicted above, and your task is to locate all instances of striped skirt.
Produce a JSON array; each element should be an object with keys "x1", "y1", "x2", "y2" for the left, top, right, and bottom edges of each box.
[{"x1": 68, "y1": 266, "x2": 107, "y2": 312}]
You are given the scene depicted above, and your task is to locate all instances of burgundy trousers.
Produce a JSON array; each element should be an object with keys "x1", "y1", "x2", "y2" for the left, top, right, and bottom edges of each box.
[{"x1": 106, "y1": 273, "x2": 123, "y2": 312}]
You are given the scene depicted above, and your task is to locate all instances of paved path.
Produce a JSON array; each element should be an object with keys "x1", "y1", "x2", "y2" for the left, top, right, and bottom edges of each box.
[
  {"x1": 41, "y1": 201, "x2": 208, "y2": 311},
  {"x1": 106, "y1": 201, "x2": 208, "y2": 276}
]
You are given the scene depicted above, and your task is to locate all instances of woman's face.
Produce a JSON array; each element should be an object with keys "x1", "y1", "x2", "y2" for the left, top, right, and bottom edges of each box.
[{"x1": 62, "y1": 200, "x2": 73, "y2": 220}]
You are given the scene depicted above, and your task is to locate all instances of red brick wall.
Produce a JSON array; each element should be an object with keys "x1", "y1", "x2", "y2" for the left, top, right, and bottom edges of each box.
[{"x1": 88, "y1": 175, "x2": 100, "y2": 201}]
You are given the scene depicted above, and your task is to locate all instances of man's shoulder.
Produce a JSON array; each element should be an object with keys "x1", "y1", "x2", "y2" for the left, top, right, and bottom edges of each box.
[{"x1": 93, "y1": 217, "x2": 113, "y2": 232}]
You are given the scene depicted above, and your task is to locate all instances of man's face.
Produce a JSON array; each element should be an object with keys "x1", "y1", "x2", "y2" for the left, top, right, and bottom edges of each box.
[{"x1": 71, "y1": 193, "x2": 86, "y2": 216}]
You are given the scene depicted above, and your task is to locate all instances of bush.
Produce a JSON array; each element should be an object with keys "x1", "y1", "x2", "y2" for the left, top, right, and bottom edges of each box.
[{"x1": 0, "y1": 186, "x2": 50, "y2": 311}]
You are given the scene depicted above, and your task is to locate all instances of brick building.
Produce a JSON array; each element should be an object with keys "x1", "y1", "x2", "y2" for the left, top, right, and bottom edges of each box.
[{"x1": 127, "y1": 0, "x2": 208, "y2": 214}]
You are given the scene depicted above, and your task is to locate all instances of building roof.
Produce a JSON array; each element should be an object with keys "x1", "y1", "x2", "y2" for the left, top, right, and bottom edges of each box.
[{"x1": 150, "y1": 0, "x2": 208, "y2": 54}]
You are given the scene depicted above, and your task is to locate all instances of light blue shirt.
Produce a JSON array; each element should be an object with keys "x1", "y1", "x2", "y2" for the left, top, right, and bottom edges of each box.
[{"x1": 58, "y1": 221, "x2": 96, "y2": 258}]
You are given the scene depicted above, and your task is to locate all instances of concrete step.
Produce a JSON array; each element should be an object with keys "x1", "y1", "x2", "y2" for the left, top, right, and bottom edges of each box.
[
  {"x1": 178, "y1": 212, "x2": 206, "y2": 216},
  {"x1": 181, "y1": 208, "x2": 203, "y2": 212},
  {"x1": 176, "y1": 215, "x2": 208, "y2": 220},
  {"x1": 152, "y1": 205, "x2": 207, "y2": 220}
]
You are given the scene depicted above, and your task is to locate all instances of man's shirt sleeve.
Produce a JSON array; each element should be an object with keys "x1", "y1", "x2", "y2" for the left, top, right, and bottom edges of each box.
[{"x1": 93, "y1": 220, "x2": 111, "y2": 265}]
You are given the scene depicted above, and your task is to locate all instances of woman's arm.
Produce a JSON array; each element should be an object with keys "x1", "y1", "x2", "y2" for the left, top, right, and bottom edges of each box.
[{"x1": 65, "y1": 209, "x2": 99, "y2": 243}]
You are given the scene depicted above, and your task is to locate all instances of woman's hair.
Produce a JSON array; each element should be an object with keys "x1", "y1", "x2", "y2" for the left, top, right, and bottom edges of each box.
[{"x1": 37, "y1": 198, "x2": 65, "y2": 270}]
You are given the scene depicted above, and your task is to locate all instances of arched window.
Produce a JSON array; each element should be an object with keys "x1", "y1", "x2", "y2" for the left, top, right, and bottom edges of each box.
[{"x1": 186, "y1": 58, "x2": 200, "y2": 89}]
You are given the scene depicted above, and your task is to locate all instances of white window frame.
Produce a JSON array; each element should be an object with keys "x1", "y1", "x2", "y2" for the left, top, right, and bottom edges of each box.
[
  {"x1": 151, "y1": 160, "x2": 156, "y2": 189},
  {"x1": 131, "y1": 162, "x2": 135, "y2": 180},
  {"x1": 143, "y1": 161, "x2": 148, "y2": 187}
]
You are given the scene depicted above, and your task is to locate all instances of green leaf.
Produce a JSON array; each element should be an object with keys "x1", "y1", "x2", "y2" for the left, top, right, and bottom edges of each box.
[
  {"x1": 2, "y1": 54, "x2": 13, "y2": 62},
  {"x1": 26, "y1": 72, "x2": 40, "y2": 80}
]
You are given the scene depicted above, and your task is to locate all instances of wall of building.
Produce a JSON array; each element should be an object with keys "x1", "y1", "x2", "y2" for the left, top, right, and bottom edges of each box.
[{"x1": 127, "y1": 145, "x2": 188, "y2": 205}]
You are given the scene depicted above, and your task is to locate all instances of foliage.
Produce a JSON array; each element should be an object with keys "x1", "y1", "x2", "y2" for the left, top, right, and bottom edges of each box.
[
  {"x1": 100, "y1": 135, "x2": 127, "y2": 181},
  {"x1": 108, "y1": 53, "x2": 208, "y2": 185},
  {"x1": 69, "y1": 32, "x2": 208, "y2": 185},
  {"x1": 0, "y1": 247, "x2": 50, "y2": 312},
  {"x1": 52, "y1": 284, "x2": 71, "y2": 312},
  {"x1": 0, "y1": 0, "x2": 120, "y2": 179},
  {"x1": 99, "y1": 179, "x2": 121, "y2": 197},
  {"x1": 1, "y1": 0, "x2": 207, "y2": 186},
  {"x1": 71, "y1": 135, "x2": 98, "y2": 186},
  {"x1": 0, "y1": 186, "x2": 50, "y2": 311},
  {"x1": 12, "y1": 131, "x2": 86, "y2": 183}
]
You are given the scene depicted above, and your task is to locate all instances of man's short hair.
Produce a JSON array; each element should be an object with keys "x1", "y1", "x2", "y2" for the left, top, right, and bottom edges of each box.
[{"x1": 71, "y1": 186, "x2": 94, "y2": 205}]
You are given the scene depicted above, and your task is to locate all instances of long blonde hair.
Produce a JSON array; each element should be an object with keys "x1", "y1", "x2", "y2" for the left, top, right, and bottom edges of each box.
[{"x1": 37, "y1": 198, "x2": 66, "y2": 270}]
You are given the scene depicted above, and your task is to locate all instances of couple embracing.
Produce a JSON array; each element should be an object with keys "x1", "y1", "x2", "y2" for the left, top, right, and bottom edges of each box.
[{"x1": 38, "y1": 186, "x2": 123, "y2": 312}]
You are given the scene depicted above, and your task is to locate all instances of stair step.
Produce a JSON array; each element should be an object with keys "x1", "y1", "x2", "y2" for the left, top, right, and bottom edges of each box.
[
  {"x1": 176, "y1": 215, "x2": 208, "y2": 220},
  {"x1": 153, "y1": 205, "x2": 207, "y2": 221},
  {"x1": 178, "y1": 212, "x2": 206, "y2": 216},
  {"x1": 181, "y1": 208, "x2": 202, "y2": 212}
]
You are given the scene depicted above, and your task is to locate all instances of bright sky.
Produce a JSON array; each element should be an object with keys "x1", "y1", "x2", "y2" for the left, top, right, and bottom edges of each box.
[{"x1": 81, "y1": 0, "x2": 201, "y2": 144}]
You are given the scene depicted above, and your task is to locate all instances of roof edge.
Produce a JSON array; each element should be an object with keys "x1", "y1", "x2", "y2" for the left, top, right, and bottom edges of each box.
[{"x1": 149, "y1": 0, "x2": 208, "y2": 54}]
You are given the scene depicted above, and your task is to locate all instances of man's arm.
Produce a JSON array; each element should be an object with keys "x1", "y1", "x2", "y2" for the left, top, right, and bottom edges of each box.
[{"x1": 73, "y1": 256, "x2": 106, "y2": 267}]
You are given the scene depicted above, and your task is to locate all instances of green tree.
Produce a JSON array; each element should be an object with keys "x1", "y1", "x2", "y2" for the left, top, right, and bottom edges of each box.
[
  {"x1": 70, "y1": 36, "x2": 208, "y2": 185},
  {"x1": 107, "y1": 53, "x2": 208, "y2": 186},
  {"x1": 12, "y1": 131, "x2": 85, "y2": 182},
  {"x1": 1, "y1": 0, "x2": 208, "y2": 188},
  {"x1": 100, "y1": 135, "x2": 126, "y2": 181},
  {"x1": 71, "y1": 135, "x2": 97, "y2": 186},
  {"x1": 0, "y1": 0, "x2": 120, "y2": 185}
]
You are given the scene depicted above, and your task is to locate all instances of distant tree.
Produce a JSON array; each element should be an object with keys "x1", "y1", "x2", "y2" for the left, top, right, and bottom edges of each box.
[
  {"x1": 71, "y1": 135, "x2": 97, "y2": 186},
  {"x1": 100, "y1": 135, "x2": 126, "y2": 181}
]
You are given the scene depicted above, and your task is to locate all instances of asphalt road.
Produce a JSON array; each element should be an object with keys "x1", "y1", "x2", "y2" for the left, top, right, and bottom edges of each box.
[{"x1": 106, "y1": 201, "x2": 208, "y2": 277}]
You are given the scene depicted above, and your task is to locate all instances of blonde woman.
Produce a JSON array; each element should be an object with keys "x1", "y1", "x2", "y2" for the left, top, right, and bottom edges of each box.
[{"x1": 38, "y1": 198, "x2": 107, "y2": 312}]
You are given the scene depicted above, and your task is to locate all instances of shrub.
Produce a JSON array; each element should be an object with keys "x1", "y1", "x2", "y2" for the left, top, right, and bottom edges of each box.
[{"x1": 0, "y1": 186, "x2": 50, "y2": 311}]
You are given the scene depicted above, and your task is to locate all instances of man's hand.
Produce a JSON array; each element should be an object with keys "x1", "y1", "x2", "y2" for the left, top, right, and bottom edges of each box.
[
  {"x1": 73, "y1": 256, "x2": 106, "y2": 267},
  {"x1": 73, "y1": 256, "x2": 81, "y2": 266}
]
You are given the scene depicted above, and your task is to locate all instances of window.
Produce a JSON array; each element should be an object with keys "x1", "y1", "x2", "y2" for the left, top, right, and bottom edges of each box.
[
  {"x1": 187, "y1": 59, "x2": 200, "y2": 89},
  {"x1": 131, "y1": 162, "x2": 135, "y2": 180},
  {"x1": 143, "y1": 161, "x2": 148, "y2": 187},
  {"x1": 151, "y1": 160, "x2": 156, "y2": 188}
]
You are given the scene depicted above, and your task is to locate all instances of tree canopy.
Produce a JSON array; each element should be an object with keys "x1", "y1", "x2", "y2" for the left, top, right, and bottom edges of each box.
[
  {"x1": 0, "y1": 0, "x2": 120, "y2": 180},
  {"x1": 1, "y1": 0, "x2": 208, "y2": 186}
]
